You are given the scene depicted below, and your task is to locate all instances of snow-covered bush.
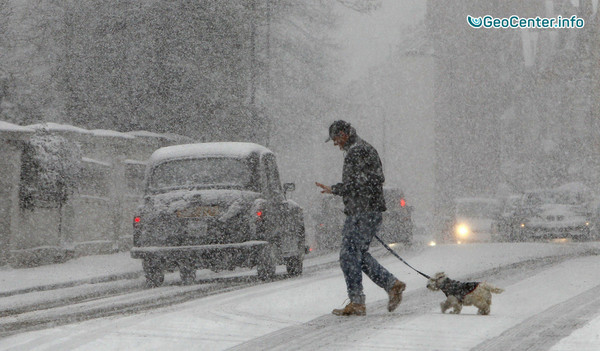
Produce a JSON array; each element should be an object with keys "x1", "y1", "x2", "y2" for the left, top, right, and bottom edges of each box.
[{"x1": 19, "y1": 129, "x2": 82, "y2": 210}]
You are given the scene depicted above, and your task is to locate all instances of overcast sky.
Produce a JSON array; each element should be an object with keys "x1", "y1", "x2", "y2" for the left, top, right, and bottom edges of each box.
[
  {"x1": 336, "y1": 0, "x2": 426, "y2": 82},
  {"x1": 336, "y1": 0, "x2": 598, "y2": 82}
]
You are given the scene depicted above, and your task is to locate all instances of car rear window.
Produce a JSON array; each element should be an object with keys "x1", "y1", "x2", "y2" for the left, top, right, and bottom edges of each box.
[{"x1": 149, "y1": 157, "x2": 251, "y2": 190}]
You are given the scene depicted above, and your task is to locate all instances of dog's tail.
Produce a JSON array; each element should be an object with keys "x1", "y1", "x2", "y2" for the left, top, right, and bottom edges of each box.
[{"x1": 480, "y1": 282, "x2": 504, "y2": 294}]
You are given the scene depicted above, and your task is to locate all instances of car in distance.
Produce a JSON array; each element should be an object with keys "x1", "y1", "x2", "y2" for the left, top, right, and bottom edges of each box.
[
  {"x1": 313, "y1": 194, "x2": 345, "y2": 251},
  {"x1": 491, "y1": 194, "x2": 522, "y2": 242},
  {"x1": 313, "y1": 187, "x2": 414, "y2": 251},
  {"x1": 588, "y1": 199, "x2": 600, "y2": 240},
  {"x1": 130, "y1": 142, "x2": 306, "y2": 286},
  {"x1": 516, "y1": 187, "x2": 593, "y2": 241},
  {"x1": 450, "y1": 197, "x2": 501, "y2": 243},
  {"x1": 379, "y1": 187, "x2": 414, "y2": 245}
]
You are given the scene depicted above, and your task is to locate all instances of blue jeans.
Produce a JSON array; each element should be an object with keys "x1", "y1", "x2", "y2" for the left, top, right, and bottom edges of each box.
[{"x1": 340, "y1": 212, "x2": 397, "y2": 304}]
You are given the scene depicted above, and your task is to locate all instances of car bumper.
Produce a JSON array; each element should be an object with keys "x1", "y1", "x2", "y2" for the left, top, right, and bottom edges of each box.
[{"x1": 130, "y1": 240, "x2": 269, "y2": 268}]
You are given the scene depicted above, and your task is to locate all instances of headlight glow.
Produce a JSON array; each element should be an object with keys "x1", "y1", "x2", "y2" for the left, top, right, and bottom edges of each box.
[{"x1": 456, "y1": 224, "x2": 470, "y2": 238}]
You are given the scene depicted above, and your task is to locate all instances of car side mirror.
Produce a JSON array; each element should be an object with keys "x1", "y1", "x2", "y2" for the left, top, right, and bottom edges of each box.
[
  {"x1": 283, "y1": 183, "x2": 295, "y2": 193},
  {"x1": 283, "y1": 183, "x2": 295, "y2": 200}
]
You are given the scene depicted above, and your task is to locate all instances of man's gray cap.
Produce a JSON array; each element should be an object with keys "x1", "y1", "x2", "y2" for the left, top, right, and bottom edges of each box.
[{"x1": 325, "y1": 120, "x2": 352, "y2": 142}]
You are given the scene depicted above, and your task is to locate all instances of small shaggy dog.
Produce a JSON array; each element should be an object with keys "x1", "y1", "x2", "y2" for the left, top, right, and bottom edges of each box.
[{"x1": 426, "y1": 272, "x2": 504, "y2": 315}]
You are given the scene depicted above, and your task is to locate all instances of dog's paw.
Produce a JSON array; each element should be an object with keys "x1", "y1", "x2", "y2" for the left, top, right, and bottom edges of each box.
[{"x1": 440, "y1": 303, "x2": 447, "y2": 313}]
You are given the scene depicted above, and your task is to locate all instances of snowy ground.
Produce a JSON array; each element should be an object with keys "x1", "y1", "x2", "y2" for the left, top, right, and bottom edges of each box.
[
  {"x1": 0, "y1": 242, "x2": 599, "y2": 350},
  {"x1": 0, "y1": 252, "x2": 141, "y2": 295}
]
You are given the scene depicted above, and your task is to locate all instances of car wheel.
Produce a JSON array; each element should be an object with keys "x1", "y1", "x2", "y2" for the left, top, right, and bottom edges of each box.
[
  {"x1": 180, "y1": 265, "x2": 196, "y2": 285},
  {"x1": 143, "y1": 259, "x2": 165, "y2": 288},
  {"x1": 257, "y1": 244, "x2": 276, "y2": 280},
  {"x1": 285, "y1": 256, "x2": 303, "y2": 276}
]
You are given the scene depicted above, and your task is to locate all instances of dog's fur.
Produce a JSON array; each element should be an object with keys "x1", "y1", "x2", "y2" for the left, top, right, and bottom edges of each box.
[{"x1": 426, "y1": 272, "x2": 503, "y2": 315}]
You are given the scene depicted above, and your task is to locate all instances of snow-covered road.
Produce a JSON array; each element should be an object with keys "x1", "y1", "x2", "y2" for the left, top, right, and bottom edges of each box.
[{"x1": 0, "y1": 242, "x2": 599, "y2": 350}]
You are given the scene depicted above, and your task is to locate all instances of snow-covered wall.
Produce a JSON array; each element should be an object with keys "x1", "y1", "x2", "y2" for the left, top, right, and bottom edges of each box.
[
  {"x1": 0, "y1": 122, "x2": 34, "y2": 265},
  {"x1": 1, "y1": 121, "x2": 190, "y2": 267}
]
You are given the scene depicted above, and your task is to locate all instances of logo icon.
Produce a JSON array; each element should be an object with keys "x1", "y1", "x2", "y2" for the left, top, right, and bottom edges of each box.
[{"x1": 467, "y1": 16, "x2": 483, "y2": 28}]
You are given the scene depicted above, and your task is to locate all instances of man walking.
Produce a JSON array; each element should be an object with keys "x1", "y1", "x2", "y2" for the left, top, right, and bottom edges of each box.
[{"x1": 316, "y1": 120, "x2": 406, "y2": 316}]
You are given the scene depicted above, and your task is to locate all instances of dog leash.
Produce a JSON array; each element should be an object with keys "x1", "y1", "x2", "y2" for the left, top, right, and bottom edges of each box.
[{"x1": 373, "y1": 234, "x2": 430, "y2": 279}]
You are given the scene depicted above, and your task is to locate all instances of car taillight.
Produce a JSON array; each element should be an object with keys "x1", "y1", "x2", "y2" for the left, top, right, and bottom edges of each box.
[
  {"x1": 133, "y1": 216, "x2": 141, "y2": 227},
  {"x1": 256, "y1": 211, "x2": 263, "y2": 219},
  {"x1": 400, "y1": 198, "x2": 406, "y2": 207}
]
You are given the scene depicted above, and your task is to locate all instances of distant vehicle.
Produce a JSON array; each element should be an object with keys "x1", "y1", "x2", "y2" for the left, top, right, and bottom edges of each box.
[
  {"x1": 491, "y1": 195, "x2": 523, "y2": 242},
  {"x1": 313, "y1": 194, "x2": 345, "y2": 251},
  {"x1": 516, "y1": 185, "x2": 594, "y2": 241},
  {"x1": 130, "y1": 142, "x2": 306, "y2": 287},
  {"x1": 450, "y1": 197, "x2": 501, "y2": 243},
  {"x1": 589, "y1": 199, "x2": 600, "y2": 240},
  {"x1": 313, "y1": 187, "x2": 414, "y2": 251},
  {"x1": 380, "y1": 187, "x2": 414, "y2": 245}
]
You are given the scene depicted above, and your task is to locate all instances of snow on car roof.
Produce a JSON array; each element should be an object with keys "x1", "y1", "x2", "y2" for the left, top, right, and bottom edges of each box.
[
  {"x1": 123, "y1": 159, "x2": 147, "y2": 166},
  {"x1": 91, "y1": 129, "x2": 135, "y2": 139},
  {"x1": 82, "y1": 157, "x2": 112, "y2": 167},
  {"x1": 149, "y1": 142, "x2": 272, "y2": 163},
  {"x1": 27, "y1": 122, "x2": 92, "y2": 134},
  {"x1": 127, "y1": 130, "x2": 173, "y2": 139},
  {"x1": 0, "y1": 121, "x2": 35, "y2": 133}
]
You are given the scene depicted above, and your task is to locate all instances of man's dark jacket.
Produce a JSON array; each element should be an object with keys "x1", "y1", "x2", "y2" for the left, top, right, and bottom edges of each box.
[{"x1": 331, "y1": 134, "x2": 386, "y2": 215}]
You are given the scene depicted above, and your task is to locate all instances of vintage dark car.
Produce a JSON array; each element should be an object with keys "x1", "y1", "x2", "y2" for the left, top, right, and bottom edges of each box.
[
  {"x1": 313, "y1": 187, "x2": 414, "y2": 251},
  {"x1": 130, "y1": 142, "x2": 306, "y2": 287}
]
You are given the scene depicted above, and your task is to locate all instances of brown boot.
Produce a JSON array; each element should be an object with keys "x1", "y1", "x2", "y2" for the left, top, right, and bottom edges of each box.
[
  {"x1": 388, "y1": 280, "x2": 406, "y2": 312},
  {"x1": 332, "y1": 302, "x2": 366, "y2": 316}
]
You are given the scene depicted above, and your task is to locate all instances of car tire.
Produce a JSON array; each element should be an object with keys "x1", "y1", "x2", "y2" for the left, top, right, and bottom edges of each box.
[
  {"x1": 257, "y1": 244, "x2": 276, "y2": 280},
  {"x1": 180, "y1": 265, "x2": 196, "y2": 285},
  {"x1": 143, "y1": 259, "x2": 165, "y2": 288},
  {"x1": 285, "y1": 256, "x2": 303, "y2": 276}
]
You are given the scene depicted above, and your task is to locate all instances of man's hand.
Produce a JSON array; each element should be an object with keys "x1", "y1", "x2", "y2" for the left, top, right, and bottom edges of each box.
[{"x1": 315, "y1": 182, "x2": 333, "y2": 194}]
